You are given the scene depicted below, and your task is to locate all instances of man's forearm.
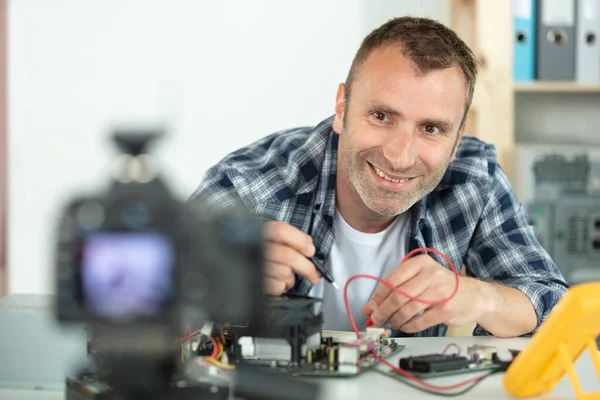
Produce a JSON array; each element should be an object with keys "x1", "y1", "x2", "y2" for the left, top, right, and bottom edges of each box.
[{"x1": 472, "y1": 278, "x2": 538, "y2": 337}]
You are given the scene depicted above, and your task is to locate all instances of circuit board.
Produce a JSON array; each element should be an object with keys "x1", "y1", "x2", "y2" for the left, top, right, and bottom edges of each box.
[
  {"x1": 264, "y1": 344, "x2": 405, "y2": 378},
  {"x1": 187, "y1": 296, "x2": 407, "y2": 378},
  {"x1": 386, "y1": 344, "x2": 517, "y2": 379},
  {"x1": 390, "y1": 362, "x2": 500, "y2": 379},
  {"x1": 235, "y1": 328, "x2": 406, "y2": 378}
]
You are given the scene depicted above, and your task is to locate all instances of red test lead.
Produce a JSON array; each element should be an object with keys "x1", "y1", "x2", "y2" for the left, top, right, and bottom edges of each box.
[{"x1": 346, "y1": 248, "x2": 494, "y2": 392}]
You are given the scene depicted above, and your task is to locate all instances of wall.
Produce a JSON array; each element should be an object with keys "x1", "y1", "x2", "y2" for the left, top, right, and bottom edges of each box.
[
  {"x1": 8, "y1": 0, "x2": 448, "y2": 294},
  {"x1": 0, "y1": 0, "x2": 7, "y2": 296}
]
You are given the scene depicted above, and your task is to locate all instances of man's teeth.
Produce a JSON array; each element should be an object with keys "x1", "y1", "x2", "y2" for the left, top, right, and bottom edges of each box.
[{"x1": 374, "y1": 167, "x2": 409, "y2": 183}]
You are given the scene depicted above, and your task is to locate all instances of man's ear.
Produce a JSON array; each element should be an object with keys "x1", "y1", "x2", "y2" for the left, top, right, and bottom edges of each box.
[
  {"x1": 332, "y1": 83, "x2": 346, "y2": 134},
  {"x1": 451, "y1": 115, "x2": 468, "y2": 162}
]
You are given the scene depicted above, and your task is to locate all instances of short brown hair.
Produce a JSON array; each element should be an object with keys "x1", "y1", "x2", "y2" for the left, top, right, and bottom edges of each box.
[{"x1": 344, "y1": 16, "x2": 479, "y2": 130}]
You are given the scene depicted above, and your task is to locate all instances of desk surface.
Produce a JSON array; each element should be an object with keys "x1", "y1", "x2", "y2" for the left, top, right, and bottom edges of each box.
[{"x1": 1, "y1": 336, "x2": 597, "y2": 400}]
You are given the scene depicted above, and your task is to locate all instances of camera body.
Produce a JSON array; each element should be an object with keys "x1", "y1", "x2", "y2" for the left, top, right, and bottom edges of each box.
[
  {"x1": 55, "y1": 129, "x2": 265, "y2": 332},
  {"x1": 55, "y1": 180, "x2": 182, "y2": 332},
  {"x1": 53, "y1": 129, "x2": 266, "y2": 399}
]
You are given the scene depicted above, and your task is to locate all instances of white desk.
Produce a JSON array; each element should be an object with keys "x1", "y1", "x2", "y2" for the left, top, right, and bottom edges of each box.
[
  {"x1": 1, "y1": 336, "x2": 598, "y2": 400},
  {"x1": 320, "y1": 336, "x2": 599, "y2": 400}
]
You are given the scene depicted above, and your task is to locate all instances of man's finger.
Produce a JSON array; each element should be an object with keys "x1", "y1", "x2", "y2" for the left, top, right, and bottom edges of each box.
[
  {"x1": 388, "y1": 300, "x2": 429, "y2": 329},
  {"x1": 365, "y1": 255, "x2": 429, "y2": 315},
  {"x1": 264, "y1": 278, "x2": 287, "y2": 296},
  {"x1": 264, "y1": 262, "x2": 295, "y2": 289},
  {"x1": 264, "y1": 221, "x2": 315, "y2": 257},
  {"x1": 399, "y1": 305, "x2": 446, "y2": 334},
  {"x1": 369, "y1": 273, "x2": 431, "y2": 325},
  {"x1": 264, "y1": 242, "x2": 320, "y2": 284}
]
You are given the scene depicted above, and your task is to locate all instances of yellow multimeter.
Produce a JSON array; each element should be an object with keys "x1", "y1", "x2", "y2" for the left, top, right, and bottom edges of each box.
[{"x1": 503, "y1": 282, "x2": 600, "y2": 400}]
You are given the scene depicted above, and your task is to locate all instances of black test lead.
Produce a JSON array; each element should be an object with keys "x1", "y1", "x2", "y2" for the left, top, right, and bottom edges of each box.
[{"x1": 310, "y1": 256, "x2": 339, "y2": 290}]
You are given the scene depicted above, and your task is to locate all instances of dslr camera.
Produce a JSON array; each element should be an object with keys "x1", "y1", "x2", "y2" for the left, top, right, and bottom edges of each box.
[{"x1": 53, "y1": 128, "x2": 267, "y2": 399}]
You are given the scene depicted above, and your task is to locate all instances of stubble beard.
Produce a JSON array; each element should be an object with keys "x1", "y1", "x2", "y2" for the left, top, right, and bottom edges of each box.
[{"x1": 339, "y1": 132, "x2": 451, "y2": 217}]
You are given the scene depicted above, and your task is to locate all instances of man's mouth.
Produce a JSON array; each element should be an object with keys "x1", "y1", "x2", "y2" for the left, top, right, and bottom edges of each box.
[{"x1": 368, "y1": 162, "x2": 413, "y2": 183}]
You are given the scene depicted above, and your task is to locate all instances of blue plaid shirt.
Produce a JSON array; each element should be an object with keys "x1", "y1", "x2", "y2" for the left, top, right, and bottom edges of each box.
[{"x1": 190, "y1": 116, "x2": 569, "y2": 337}]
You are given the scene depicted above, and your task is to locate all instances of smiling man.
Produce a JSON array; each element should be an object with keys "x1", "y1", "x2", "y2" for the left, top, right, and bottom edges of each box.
[{"x1": 190, "y1": 17, "x2": 568, "y2": 337}]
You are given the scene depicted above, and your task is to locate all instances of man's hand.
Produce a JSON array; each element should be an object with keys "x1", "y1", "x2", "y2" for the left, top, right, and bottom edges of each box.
[
  {"x1": 263, "y1": 221, "x2": 321, "y2": 295},
  {"x1": 362, "y1": 254, "x2": 496, "y2": 333}
]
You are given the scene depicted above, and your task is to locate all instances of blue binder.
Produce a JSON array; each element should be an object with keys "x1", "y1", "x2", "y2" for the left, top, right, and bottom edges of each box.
[{"x1": 513, "y1": 0, "x2": 537, "y2": 81}]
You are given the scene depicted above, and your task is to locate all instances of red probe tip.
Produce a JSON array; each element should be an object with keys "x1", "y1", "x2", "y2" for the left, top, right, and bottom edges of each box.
[{"x1": 366, "y1": 317, "x2": 374, "y2": 327}]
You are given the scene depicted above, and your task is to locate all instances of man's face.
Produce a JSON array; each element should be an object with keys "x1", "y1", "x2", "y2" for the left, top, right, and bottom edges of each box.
[{"x1": 333, "y1": 44, "x2": 468, "y2": 218}]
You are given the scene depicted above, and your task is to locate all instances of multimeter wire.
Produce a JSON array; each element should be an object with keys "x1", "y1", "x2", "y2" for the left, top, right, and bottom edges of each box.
[{"x1": 344, "y1": 247, "x2": 513, "y2": 393}]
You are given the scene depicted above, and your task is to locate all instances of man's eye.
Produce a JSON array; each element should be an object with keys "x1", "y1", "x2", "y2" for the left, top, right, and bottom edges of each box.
[
  {"x1": 372, "y1": 112, "x2": 388, "y2": 122},
  {"x1": 423, "y1": 125, "x2": 440, "y2": 134}
]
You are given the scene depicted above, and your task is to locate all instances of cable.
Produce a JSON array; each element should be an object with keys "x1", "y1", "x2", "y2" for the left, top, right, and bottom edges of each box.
[
  {"x1": 344, "y1": 247, "x2": 460, "y2": 341},
  {"x1": 210, "y1": 336, "x2": 219, "y2": 359},
  {"x1": 371, "y1": 351, "x2": 491, "y2": 391},
  {"x1": 343, "y1": 247, "x2": 502, "y2": 393},
  {"x1": 441, "y1": 343, "x2": 462, "y2": 355},
  {"x1": 199, "y1": 337, "x2": 234, "y2": 370},
  {"x1": 188, "y1": 357, "x2": 235, "y2": 375},
  {"x1": 204, "y1": 357, "x2": 236, "y2": 370},
  {"x1": 217, "y1": 342, "x2": 224, "y2": 360},
  {"x1": 373, "y1": 367, "x2": 505, "y2": 397},
  {"x1": 179, "y1": 329, "x2": 201, "y2": 343}
]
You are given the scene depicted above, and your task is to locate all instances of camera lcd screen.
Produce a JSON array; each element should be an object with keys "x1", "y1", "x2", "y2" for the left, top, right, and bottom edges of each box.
[{"x1": 79, "y1": 232, "x2": 174, "y2": 318}]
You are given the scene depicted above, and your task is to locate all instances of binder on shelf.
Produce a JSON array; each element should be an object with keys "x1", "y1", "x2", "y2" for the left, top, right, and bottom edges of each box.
[
  {"x1": 576, "y1": 0, "x2": 600, "y2": 82},
  {"x1": 537, "y1": 0, "x2": 577, "y2": 81},
  {"x1": 513, "y1": 0, "x2": 537, "y2": 82}
]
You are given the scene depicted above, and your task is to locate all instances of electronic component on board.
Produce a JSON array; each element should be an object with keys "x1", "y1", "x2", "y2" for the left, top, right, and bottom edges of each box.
[
  {"x1": 467, "y1": 344, "x2": 497, "y2": 364},
  {"x1": 396, "y1": 343, "x2": 516, "y2": 379},
  {"x1": 399, "y1": 353, "x2": 469, "y2": 373},
  {"x1": 221, "y1": 296, "x2": 405, "y2": 377}
]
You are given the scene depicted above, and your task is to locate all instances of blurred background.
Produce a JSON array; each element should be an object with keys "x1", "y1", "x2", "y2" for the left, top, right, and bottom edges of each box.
[{"x1": 1, "y1": 0, "x2": 599, "y2": 296}]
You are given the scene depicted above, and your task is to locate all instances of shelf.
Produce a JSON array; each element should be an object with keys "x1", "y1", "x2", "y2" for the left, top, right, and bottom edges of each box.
[
  {"x1": 449, "y1": 0, "x2": 600, "y2": 182},
  {"x1": 514, "y1": 82, "x2": 600, "y2": 93}
]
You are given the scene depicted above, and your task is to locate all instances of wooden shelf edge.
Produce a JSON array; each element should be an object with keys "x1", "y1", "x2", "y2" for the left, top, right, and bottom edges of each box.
[{"x1": 514, "y1": 82, "x2": 600, "y2": 93}]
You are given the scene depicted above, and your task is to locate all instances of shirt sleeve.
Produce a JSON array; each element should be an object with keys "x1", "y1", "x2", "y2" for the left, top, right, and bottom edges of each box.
[
  {"x1": 188, "y1": 162, "x2": 256, "y2": 211},
  {"x1": 466, "y1": 145, "x2": 569, "y2": 337}
]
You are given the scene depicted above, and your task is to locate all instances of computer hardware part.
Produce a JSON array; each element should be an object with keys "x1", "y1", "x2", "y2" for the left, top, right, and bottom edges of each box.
[
  {"x1": 513, "y1": 144, "x2": 600, "y2": 205},
  {"x1": 399, "y1": 353, "x2": 469, "y2": 373},
  {"x1": 229, "y1": 330, "x2": 404, "y2": 378},
  {"x1": 220, "y1": 296, "x2": 404, "y2": 377},
  {"x1": 396, "y1": 344, "x2": 511, "y2": 379},
  {"x1": 512, "y1": 144, "x2": 600, "y2": 285},
  {"x1": 527, "y1": 196, "x2": 600, "y2": 285}
]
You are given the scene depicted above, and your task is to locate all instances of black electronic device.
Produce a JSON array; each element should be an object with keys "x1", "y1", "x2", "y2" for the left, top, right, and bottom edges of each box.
[
  {"x1": 396, "y1": 345, "x2": 514, "y2": 379},
  {"x1": 220, "y1": 295, "x2": 405, "y2": 378},
  {"x1": 399, "y1": 353, "x2": 469, "y2": 373},
  {"x1": 226, "y1": 295, "x2": 323, "y2": 366},
  {"x1": 56, "y1": 129, "x2": 265, "y2": 331},
  {"x1": 55, "y1": 128, "x2": 319, "y2": 400}
]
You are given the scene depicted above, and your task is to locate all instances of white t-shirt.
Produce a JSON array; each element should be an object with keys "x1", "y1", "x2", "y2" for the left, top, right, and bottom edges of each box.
[{"x1": 309, "y1": 210, "x2": 409, "y2": 331}]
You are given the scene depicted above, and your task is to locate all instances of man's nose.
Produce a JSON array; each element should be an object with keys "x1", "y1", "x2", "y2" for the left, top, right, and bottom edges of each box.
[{"x1": 383, "y1": 129, "x2": 417, "y2": 171}]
